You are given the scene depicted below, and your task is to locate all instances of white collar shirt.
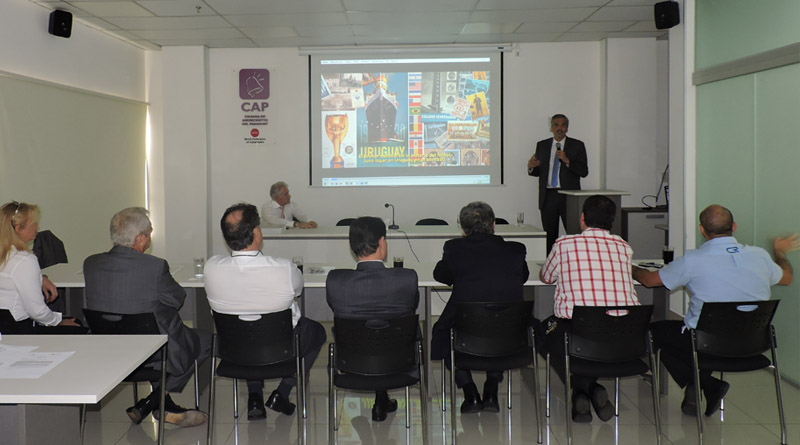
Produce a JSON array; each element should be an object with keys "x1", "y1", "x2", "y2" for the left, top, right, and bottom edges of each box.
[{"x1": 0, "y1": 246, "x2": 62, "y2": 325}]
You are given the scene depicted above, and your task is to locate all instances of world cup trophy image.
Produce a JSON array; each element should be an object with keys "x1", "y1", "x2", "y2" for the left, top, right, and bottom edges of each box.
[{"x1": 325, "y1": 114, "x2": 349, "y2": 168}]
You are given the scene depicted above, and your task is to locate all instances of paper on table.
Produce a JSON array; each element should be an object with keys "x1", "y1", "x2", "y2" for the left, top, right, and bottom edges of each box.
[
  {"x1": 306, "y1": 265, "x2": 335, "y2": 275},
  {"x1": 0, "y1": 348, "x2": 75, "y2": 379}
]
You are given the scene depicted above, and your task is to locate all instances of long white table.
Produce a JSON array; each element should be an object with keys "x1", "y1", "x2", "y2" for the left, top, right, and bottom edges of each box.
[
  {"x1": 261, "y1": 223, "x2": 548, "y2": 263},
  {"x1": 0, "y1": 334, "x2": 167, "y2": 445}
]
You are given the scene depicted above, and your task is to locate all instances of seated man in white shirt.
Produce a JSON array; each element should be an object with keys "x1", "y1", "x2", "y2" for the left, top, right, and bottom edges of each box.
[
  {"x1": 261, "y1": 181, "x2": 318, "y2": 229},
  {"x1": 205, "y1": 203, "x2": 326, "y2": 420}
]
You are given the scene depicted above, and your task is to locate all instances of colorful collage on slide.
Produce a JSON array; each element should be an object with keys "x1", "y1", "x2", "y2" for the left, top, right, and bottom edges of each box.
[{"x1": 321, "y1": 71, "x2": 490, "y2": 169}]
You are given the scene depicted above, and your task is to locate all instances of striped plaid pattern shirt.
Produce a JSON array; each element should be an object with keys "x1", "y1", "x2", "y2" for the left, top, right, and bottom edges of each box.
[{"x1": 541, "y1": 228, "x2": 639, "y2": 319}]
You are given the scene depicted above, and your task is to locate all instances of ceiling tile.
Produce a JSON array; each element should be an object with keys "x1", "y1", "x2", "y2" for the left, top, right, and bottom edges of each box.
[
  {"x1": 347, "y1": 11, "x2": 471, "y2": 25},
  {"x1": 625, "y1": 20, "x2": 659, "y2": 32},
  {"x1": 469, "y1": 8, "x2": 597, "y2": 22},
  {"x1": 344, "y1": 0, "x2": 473, "y2": 12},
  {"x1": 70, "y1": 1, "x2": 154, "y2": 17},
  {"x1": 129, "y1": 39, "x2": 163, "y2": 50},
  {"x1": 462, "y1": 23, "x2": 521, "y2": 35},
  {"x1": 607, "y1": 0, "x2": 659, "y2": 6},
  {"x1": 136, "y1": 0, "x2": 216, "y2": 17},
  {"x1": 352, "y1": 23, "x2": 464, "y2": 37},
  {"x1": 456, "y1": 32, "x2": 560, "y2": 43},
  {"x1": 77, "y1": 16, "x2": 120, "y2": 29},
  {"x1": 475, "y1": 0, "x2": 608, "y2": 10},
  {"x1": 105, "y1": 16, "x2": 229, "y2": 29},
  {"x1": 204, "y1": 0, "x2": 344, "y2": 15},
  {"x1": 226, "y1": 13, "x2": 349, "y2": 27},
  {"x1": 130, "y1": 27, "x2": 244, "y2": 40},
  {"x1": 295, "y1": 25, "x2": 354, "y2": 38},
  {"x1": 588, "y1": 6, "x2": 653, "y2": 21},
  {"x1": 238, "y1": 26, "x2": 299, "y2": 39},
  {"x1": 354, "y1": 34, "x2": 460, "y2": 45},
  {"x1": 572, "y1": 21, "x2": 634, "y2": 32},
  {"x1": 154, "y1": 38, "x2": 258, "y2": 48},
  {"x1": 516, "y1": 22, "x2": 577, "y2": 33},
  {"x1": 556, "y1": 31, "x2": 608, "y2": 41},
  {"x1": 258, "y1": 35, "x2": 356, "y2": 47}
]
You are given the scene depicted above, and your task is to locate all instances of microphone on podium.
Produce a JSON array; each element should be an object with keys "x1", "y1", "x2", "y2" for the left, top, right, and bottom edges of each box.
[{"x1": 384, "y1": 203, "x2": 399, "y2": 230}]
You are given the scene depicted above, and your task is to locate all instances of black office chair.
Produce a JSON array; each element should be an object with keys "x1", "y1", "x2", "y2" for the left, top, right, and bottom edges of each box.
[
  {"x1": 208, "y1": 309, "x2": 305, "y2": 445},
  {"x1": 551, "y1": 305, "x2": 660, "y2": 445},
  {"x1": 416, "y1": 218, "x2": 448, "y2": 226},
  {"x1": 336, "y1": 218, "x2": 356, "y2": 226},
  {"x1": 0, "y1": 309, "x2": 22, "y2": 333},
  {"x1": 83, "y1": 309, "x2": 200, "y2": 409},
  {"x1": 82, "y1": 309, "x2": 168, "y2": 445},
  {"x1": 445, "y1": 301, "x2": 541, "y2": 445},
  {"x1": 688, "y1": 300, "x2": 785, "y2": 445},
  {"x1": 495, "y1": 218, "x2": 510, "y2": 225},
  {"x1": 329, "y1": 315, "x2": 427, "y2": 440}
]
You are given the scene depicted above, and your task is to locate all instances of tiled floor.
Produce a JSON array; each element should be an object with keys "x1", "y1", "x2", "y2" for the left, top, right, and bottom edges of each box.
[{"x1": 83, "y1": 330, "x2": 796, "y2": 444}]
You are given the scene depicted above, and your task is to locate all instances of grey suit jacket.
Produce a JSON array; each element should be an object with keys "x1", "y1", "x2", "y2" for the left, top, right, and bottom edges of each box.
[
  {"x1": 325, "y1": 261, "x2": 419, "y2": 320},
  {"x1": 83, "y1": 245, "x2": 200, "y2": 378}
]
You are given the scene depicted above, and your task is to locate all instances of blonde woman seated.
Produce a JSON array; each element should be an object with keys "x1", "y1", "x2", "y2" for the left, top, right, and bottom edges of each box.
[{"x1": 0, "y1": 201, "x2": 85, "y2": 334}]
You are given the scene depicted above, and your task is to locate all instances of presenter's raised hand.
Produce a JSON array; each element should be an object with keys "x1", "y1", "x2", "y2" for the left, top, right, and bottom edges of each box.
[
  {"x1": 775, "y1": 233, "x2": 800, "y2": 257},
  {"x1": 527, "y1": 154, "x2": 541, "y2": 169}
]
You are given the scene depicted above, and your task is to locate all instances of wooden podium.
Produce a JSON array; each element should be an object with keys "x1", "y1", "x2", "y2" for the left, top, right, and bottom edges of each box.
[{"x1": 558, "y1": 189, "x2": 630, "y2": 236}]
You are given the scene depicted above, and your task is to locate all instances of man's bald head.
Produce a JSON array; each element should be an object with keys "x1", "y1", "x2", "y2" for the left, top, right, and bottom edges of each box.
[{"x1": 699, "y1": 205, "x2": 735, "y2": 238}]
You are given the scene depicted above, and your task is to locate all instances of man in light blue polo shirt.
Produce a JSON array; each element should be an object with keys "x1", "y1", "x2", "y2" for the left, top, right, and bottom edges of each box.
[{"x1": 633, "y1": 204, "x2": 799, "y2": 418}]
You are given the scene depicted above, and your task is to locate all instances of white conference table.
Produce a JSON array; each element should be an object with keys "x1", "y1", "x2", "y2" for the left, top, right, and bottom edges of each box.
[
  {"x1": 46, "y1": 260, "x2": 669, "y2": 395},
  {"x1": 260, "y1": 223, "x2": 548, "y2": 263},
  {"x1": 0, "y1": 334, "x2": 166, "y2": 445}
]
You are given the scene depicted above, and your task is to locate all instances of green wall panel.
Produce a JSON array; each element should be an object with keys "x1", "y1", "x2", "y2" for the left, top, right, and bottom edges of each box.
[
  {"x1": 695, "y1": 75, "x2": 755, "y2": 246},
  {"x1": 754, "y1": 64, "x2": 800, "y2": 381},
  {"x1": 696, "y1": 0, "x2": 800, "y2": 70}
]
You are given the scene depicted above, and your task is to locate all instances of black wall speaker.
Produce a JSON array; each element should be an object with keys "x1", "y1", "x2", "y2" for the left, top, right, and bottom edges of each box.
[
  {"x1": 654, "y1": 1, "x2": 680, "y2": 30},
  {"x1": 48, "y1": 9, "x2": 72, "y2": 38}
]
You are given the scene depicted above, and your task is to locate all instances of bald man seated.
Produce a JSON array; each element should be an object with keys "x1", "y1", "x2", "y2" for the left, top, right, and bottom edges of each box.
[{"x1": 633, "y1": 204, "x2": 799, "y2": 418}]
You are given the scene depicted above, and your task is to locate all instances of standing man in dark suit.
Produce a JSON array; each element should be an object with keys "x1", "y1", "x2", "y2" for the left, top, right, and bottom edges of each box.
[
  {"x1": 528, "y1": 114, "x2": 589, "y2": 254},
  {"x1": 431, "y1": 202, "x2": 529, "y2": 414},
  {"x1": 326, "y1": 216, "x2": 419, "y2": 421},
  {"x1": 84, "y1": 207, "x2": 211, "y2": 428}
]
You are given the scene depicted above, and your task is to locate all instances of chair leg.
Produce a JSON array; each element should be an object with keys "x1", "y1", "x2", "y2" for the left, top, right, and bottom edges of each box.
[
  {"x1": 232, "y1": 379, "x2": 239, "y2": 419},
  {"x1": 564, "y1": 335, "x2": 572, "y2": 445},
  {"x1": 157, "y1": 345, "x2": 167, "y2": 445},
  {"x1": 441, "y1": 359, "x2": 447, "y2": 412},
  {"x1": 329, "y1": 344, "x2": 337, "y2": 438},
  {"x1": 207, "y1": 354, "x2": 216, "y2": 445},
  {"x1": 450, "y1": 330, "x2": 457, "y2": 445},
  {"x1": 132, "y1": 382, "x2": 139, "y2": 405},
  {"x1": 531, "y1": 339, "x2": 543, "y2": 444},
  {"x1": 614, "y1": 377, "x2": 620, "y2": 417},
  {"x1": 647, "y1": 337, "x2": 662, "y2": 445},
  {"x1": 545, "y1": 353, "x2": 551, "y2": 418},
  {"x1": 80, "y1": 404, "x2": 86, "y2": 441},
  {"x1": 690, "y1": 333, "x2": 703, "y2": 445},
  {"x1": 507, "y1": 369, "x2": 512, "y2": 410},
  {"x1": 194, "y1": 360, "x2": 200, "y2": 409},
  {"x1": 405, "y1": 386, "x2": 411, "y2": 429},
  {"x1": 719, "y1": 371, "x2": 724, "y2": 412},
  {"x1": 770, "y1": 340, "x2": 787, "y2": 445},
  {"x1": 419, "y1": 343, "x2": 429, "y2": 444}
]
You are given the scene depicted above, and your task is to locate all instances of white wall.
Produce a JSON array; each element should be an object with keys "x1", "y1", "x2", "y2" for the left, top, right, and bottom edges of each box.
[
  {"x1": 199, "y1": 43, "x2": 604, "y2": 255},
  {"x1": 0, "y1": 0, "x2": 145, "y2": 101},
  {"x1": 605, "y1": 38, "x2": 664, "y2": 208}
]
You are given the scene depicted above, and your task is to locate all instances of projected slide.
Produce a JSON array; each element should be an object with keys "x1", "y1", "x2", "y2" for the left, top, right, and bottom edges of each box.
[{"x1": 310, "y1": 54, "x2": 502, "y2": 187}]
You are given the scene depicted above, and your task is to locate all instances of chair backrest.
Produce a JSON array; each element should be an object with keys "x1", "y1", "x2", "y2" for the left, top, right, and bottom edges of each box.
[
  {"x1": 416, "y1": 218, "x2": 448, "y2": 226},
  {"x1": 333, "y1": 314, "x2": 418, "y2": 376},
  {"x1": 336, "y1": 218, "x2": 356, "y2": 227},
  {"x1": 82, "y1": 309, "x2": 160, "y2": 335},
  {"x1": 569, "y1": 305, "x2": 654, "y2": 362},
  {"x1": 495, "y1": 218, "x2": 510, "y2": 225},
  {"x1": 693, "y1": 300, "x2": 779, "y2": 358},
  {"x1": 0, "y1": 309, "x2": 22, "y2": 334},
  {"x1": 212, "y1": 309, "x2": 295, "y2": 366},
  {"x1": 453, "y1": 301, "x2": 534, "y2": 357}
]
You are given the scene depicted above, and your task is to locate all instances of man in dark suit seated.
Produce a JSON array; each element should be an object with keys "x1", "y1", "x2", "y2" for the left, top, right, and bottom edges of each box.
[
  {"x1": 325, "y1": 216, "x2": 420, "y2": 421},
  {"x1": 84, "y1": 207, "x2": 211, "y2": 428},
  {"x1": 431, "y1": 202, "x2": 530, "y2": 414}
]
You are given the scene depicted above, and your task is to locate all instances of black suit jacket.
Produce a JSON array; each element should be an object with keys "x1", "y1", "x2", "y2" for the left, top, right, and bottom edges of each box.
[
  {"x1": 326, "y1": 261, "x2": 419, "y2": 320},
  {"x1": 430, "y1": 234, "x2": 529, "y2": 359},
  {"x1": 528, "y1": 136, "x2": 589, "y2": 209},
  {"x1": 83, "y1": 246, "x2": 200, "y2": 379}
]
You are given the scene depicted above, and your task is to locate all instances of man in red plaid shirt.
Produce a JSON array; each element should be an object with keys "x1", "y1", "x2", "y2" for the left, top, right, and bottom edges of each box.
[{"x1": 539, "y1": 195, "x2": 639, "y2": 423}]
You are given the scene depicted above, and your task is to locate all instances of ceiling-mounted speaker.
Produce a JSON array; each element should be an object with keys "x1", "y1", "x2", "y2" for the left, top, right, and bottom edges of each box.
[
  {"x1": 654, "y1": 1, "x2": 680, "y2": 30},
  {"x1": 48, "y1": 9, "x2": 73, "y2": 38}
]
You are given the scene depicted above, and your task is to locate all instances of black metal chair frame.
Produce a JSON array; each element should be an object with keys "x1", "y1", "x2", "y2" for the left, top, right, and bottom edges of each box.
[
  {"x1": 207, "y1": 309, "x2": 305, "y2": 445},
  {"x1": 548, "y1": 305, "x2": 661, "y2": 445},
  {"x1": 328, "y1": 315, "x2": 427, "y2": 443},
  {"x1": 82, "y1": 309, "x2": 168, "y2": 445},
  {"x1": 0, "y1": 308, "x2": 22, "y2": 333},
  {"x1": 336, "y1": 218, "x2": 356, "y2": 227},
  {"x1": 443, "y1": 301, "x2": 542, "y2": 445},
  {"x1": 688, "y1": 300, "x2": 786, "y2": 445}
]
